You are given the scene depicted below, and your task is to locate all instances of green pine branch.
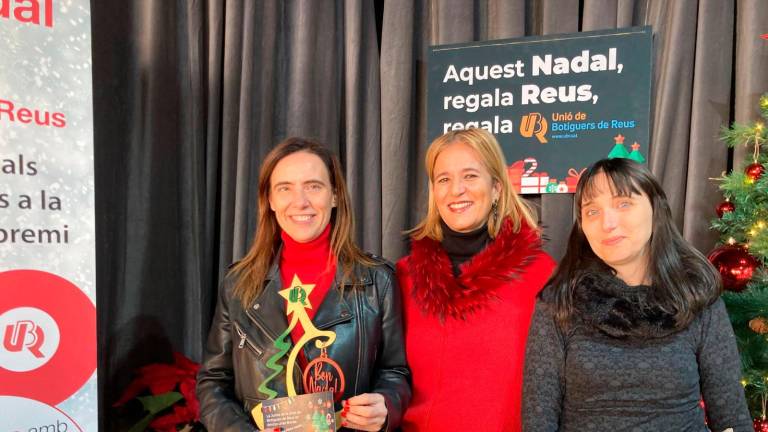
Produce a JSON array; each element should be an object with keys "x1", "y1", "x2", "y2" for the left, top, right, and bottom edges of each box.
[
  {"x1": 724, "y1": 282, "x2": 768, "y2": 324},
  {"x1": 710, "y1": 92, "x2": 768, "y2": 419},
  {"x1": 720, "y1": 122, "x2": 767, "y2": 148}
]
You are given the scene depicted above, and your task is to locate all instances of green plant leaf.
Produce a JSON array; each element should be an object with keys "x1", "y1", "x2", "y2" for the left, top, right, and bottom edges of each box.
[
  {"x1": 124, "y1": 392, "x2": 184, "y2": 432},
  {"x1": 138, "y1": 391, "x2": 183, "y2": 414}
]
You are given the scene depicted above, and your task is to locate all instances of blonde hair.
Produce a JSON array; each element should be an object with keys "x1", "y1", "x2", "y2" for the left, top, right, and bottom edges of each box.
[{"x1": 409, "y1": 128, "x2": 537, "y2": 241}]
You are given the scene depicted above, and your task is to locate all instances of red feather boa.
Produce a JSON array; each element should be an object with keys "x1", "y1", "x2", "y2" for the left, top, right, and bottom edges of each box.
[{"x1": 406, "y1": 218, "x2": 543, "y2": 321}]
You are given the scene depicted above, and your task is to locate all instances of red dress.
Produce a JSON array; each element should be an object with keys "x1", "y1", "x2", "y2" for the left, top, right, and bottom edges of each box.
[{"x1": 396, "y1": 219, "x2": 555, "y2": 432}]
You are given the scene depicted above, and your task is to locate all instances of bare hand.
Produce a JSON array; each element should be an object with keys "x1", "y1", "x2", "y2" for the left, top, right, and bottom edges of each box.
[{"x1": 340, "y1": 393, "x2": 388, "y2": 431}]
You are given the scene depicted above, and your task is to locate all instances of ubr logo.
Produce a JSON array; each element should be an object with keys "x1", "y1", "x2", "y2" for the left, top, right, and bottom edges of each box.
[
  {"x1": 520, "y1": 113, "x2": 548, "y2": 144},
  {"x1": 0, "y1": 270, "x2": 95, "y2": 406},
  {"x1": 4, "y1": 321, "x2": 44, "y2": 356},
  {"x1": 0, "y1": 307, "x2": 60, "y2": 371}
]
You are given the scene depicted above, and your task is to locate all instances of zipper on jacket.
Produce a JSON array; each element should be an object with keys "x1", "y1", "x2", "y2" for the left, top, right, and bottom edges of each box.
[
  {"x1": 245, "y1": 308, "x2": 277, "y2": 343},
  {"x1": 243, "y1": 308, "x2": 305, "y2": 391},
  {"x1": 233, "y1": 321, "x2": 264, "y2": 357}
]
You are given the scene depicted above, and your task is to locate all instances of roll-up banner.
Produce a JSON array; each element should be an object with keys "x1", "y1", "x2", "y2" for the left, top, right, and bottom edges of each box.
[
  {"x1": 428, "y1": 26, "x2": 653, "y2": 194},
  {"x1": 0, "y1": 1, "x2": 97, "y2": 430}
]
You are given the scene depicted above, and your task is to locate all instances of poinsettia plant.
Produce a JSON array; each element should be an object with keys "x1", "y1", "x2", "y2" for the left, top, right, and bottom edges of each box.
[{"x1": 114, "y1": 352, "x2": 203, "y2": 432}]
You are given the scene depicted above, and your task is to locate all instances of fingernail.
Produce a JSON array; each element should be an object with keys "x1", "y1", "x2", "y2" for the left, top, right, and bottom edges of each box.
[
  {"x1": 344, "y1": 400, "x2": 350, "y2": 406},
  {"x1": 341, "y1": 422, "x2": 347, "y2": 427},
  {"x1": 341, "y1": 411, "x2": 347, "y2": 417}
]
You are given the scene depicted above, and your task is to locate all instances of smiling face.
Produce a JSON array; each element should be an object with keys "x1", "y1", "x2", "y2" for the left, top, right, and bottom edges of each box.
[
  {"x1": 269, "y1": 151, "x2": 336, "y2": 243},
  {"x1": 579, "y1": 171, "x2": 654, "y2": 284},
  {"x1": 431, "y1": 141, "x2": 500, "y2": 233}
]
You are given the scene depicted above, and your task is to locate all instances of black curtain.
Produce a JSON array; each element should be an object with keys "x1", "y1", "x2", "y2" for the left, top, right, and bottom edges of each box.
[
  {"x1": 93, "y1": 1, "x2": 218, "y2": 428},
  {"x1": 92, "y1": 0, "x2": 768, "y2": 428}
]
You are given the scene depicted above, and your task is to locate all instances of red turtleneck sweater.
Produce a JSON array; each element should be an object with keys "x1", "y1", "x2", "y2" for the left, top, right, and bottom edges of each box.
[{"x1": 279, "y1": 225, "x2": 337, "y2": 347}]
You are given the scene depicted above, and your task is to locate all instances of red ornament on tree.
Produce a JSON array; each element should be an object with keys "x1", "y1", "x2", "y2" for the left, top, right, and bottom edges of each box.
[
  {"x1": 716, "y1": 200, "x2": 735, "y2": 218},
  {"x1": 745, "y1": 163, "x2": 765, "y2": 182},
  {"x1": 754, "y1": 417, "x2": 768, "y2": 432},
  {"x1": 708, "y1": 245, "x2": 760, "y2": 292}
]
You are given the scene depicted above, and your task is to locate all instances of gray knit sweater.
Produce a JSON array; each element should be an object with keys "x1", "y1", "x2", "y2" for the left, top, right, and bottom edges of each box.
[{"x1": 522, "y1": 295, "x2": 752, "y2": 432}]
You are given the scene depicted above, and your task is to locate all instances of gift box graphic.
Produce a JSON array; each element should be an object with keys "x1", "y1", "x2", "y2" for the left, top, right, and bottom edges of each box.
[
  {"x1": 566, "y1": 168, "x2": 586, "y2": 193},
  {"x1": 521, "y1": 173, "x2": 549, "y2": 193},
  {"x1": 507, "y1": 160, "x2": 525, "y2": 191},
  {"x1": 510, "y1": 160, "x2": 585, "y2": 194},
  {"x1": 519, "y1": 157, "x2": 549, "y2": 194}
]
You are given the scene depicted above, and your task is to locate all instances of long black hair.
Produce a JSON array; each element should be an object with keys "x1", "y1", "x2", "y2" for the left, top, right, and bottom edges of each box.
[{"x1": 543, "y1": 158, "x2": 721, "y2": 329}]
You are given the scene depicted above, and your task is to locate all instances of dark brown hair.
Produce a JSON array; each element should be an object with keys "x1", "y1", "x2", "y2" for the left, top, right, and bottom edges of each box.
[
  {"x1": 230, "y1": 137, "x2": 374, "y2": 306},
  {"x1": 544, "y1": 158, "x2": 721, "y2": 329}
]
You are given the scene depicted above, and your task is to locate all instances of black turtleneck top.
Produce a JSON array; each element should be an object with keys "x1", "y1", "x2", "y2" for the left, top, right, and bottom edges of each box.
[{"x1": 440, "y1": 220, "x2": 490, "y2": 276}]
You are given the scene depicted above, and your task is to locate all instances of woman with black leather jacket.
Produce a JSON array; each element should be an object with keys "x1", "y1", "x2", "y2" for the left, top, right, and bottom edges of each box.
[{"x1": 197, "y1": 137, "x2": 410, "y2": 431}]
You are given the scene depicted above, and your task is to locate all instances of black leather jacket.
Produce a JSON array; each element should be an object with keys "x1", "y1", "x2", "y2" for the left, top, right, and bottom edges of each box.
[{"x1": 197, "y1": 256, "x2": 411, "y2": 431}]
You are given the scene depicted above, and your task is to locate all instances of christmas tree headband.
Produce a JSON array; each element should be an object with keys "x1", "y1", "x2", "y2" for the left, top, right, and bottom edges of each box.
[{"x1": 607, "y1": 133, "x2": 646, "y2": 163}]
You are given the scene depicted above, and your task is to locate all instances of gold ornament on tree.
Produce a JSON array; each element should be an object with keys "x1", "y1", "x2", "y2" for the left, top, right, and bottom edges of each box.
[
  {"x1": 750, "y1": 317, "x2": 768, "y2": 334},
  {"x1": 745, "y1": 125, "x2": 766, "y2": 183}
]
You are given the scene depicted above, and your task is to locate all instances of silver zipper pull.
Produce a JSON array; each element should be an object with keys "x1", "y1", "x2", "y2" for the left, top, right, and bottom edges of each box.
[{"x1": 235, "y1": 325, "x2": 247, "y2": 349}]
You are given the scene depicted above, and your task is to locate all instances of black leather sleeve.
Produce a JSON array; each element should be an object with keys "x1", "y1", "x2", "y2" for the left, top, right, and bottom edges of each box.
[
  {"x1": 370, "y1": 265, "x2": 412, "y2": 431},
  {"x1": 196, "y1": 277, "x2": 259, "y2": 432}
]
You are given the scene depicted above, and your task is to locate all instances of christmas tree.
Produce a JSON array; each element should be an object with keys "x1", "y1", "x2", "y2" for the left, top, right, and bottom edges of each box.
[
  {"x1": 710, "y1": 93, "x2": 768, "y2": 424},
  {"x1": 607, "y1": 134, "x2": 630, "y2": 159},
  {"x1": 628, "y1": 142, "x2": 646, "y2": 163}
]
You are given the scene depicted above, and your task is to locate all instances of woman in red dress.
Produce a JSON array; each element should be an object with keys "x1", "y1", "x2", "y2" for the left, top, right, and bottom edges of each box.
[{"x1": 397, "y1": 128, "x2": 555, "y2": 431}]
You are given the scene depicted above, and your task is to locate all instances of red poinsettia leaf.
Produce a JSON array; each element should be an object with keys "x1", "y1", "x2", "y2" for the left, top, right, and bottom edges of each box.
[
  {"x1": 140, "y1": 363, "x2": 182, "y2": 378},
  {"x1": 147, "y1": 377, "x2": 181, "y2": 395},
  {"x1": 173, "y1": 352, "x2": 201, "y2": 375},
  {"x1": 761, "y1": 33, "x2": 768, "y2": 40},
  {"x1": 179, "y1": 379, "x2": 200, "y2": 419},
  {"x1": 116, "y1": 352, "x2": 202, "y2": 416},
  {"x1": 173, "y1": 404, "x2": 197, "y2": 422},
  {"x1": 113, "y1": 376, "x2": 151, "y2": 406}
]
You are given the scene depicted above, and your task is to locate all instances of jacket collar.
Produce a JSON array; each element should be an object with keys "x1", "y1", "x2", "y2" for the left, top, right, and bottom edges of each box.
[
  {"x1": 407, "y1": 218, "x2": 542, "y2": 321},
  {"x1": 247, "y1": 251, "x2": 368, "y2": 340}
]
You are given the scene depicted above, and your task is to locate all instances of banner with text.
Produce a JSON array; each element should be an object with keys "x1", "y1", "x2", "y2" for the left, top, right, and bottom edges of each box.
[
  {"x1": 0, "y1": 1, "x2": 97, "y2": 430},
  {"x1": 428, "y1": 26, "x2": 652, "y2": 194}
]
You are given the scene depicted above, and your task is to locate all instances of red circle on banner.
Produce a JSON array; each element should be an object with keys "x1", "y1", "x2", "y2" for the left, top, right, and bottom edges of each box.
[{"x1": 0, "y1": 270, "x2": 96, "y2": 405}]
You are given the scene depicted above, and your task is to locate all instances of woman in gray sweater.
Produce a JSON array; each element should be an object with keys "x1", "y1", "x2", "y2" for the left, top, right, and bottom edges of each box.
[{"x1": 522, "y1": 158, "x2": 751, "y2": 432}]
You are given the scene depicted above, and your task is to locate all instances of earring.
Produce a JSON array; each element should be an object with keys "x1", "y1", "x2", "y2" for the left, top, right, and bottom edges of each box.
[{"x1": 492, "y1": 200, "x2": 498, "y2": 221}]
